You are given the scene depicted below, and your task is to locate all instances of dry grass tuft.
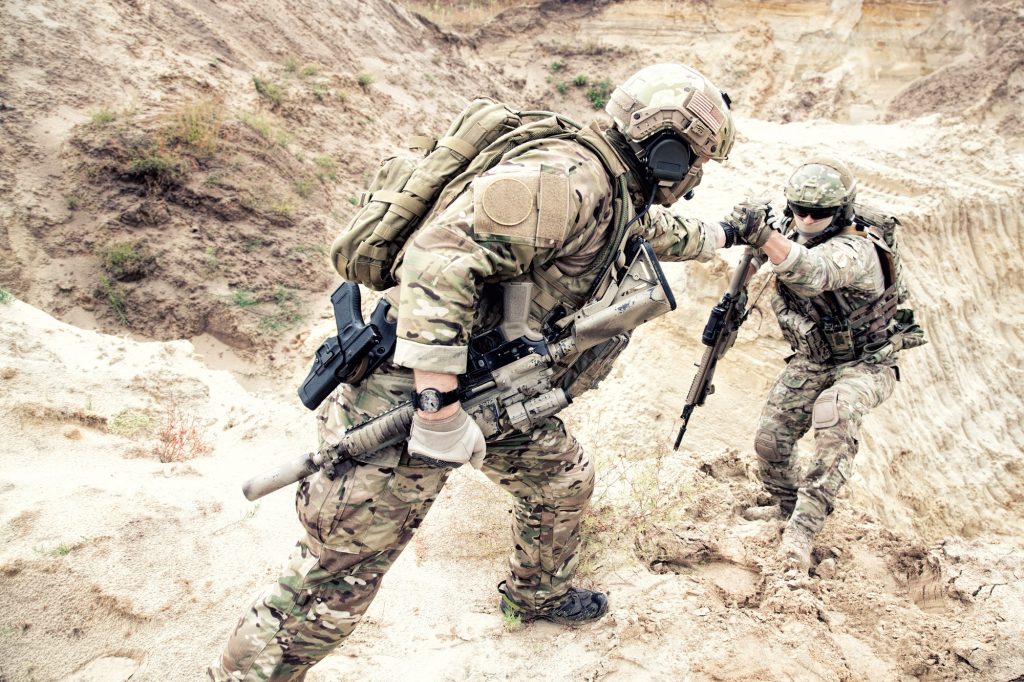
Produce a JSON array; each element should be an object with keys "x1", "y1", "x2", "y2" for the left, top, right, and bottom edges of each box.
[{"x1": 155, "y1": 404, "x2": 213, "y2": 462}]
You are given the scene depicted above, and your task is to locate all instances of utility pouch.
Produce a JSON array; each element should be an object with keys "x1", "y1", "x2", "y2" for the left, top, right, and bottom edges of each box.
[
  {"x1": 779, "y1": 314, "x2": 832, "y2": 364},
  {"x1": 821, "y1": 316, "x2": 856, "y2": 362},
  {"x1": 297, "y1": 283, "x2": 397, "y2": 410}
]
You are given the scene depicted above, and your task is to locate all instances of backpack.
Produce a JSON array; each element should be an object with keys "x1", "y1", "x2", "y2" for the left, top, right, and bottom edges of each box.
[
  {"x1": 852, "y1": 202, "x2": 907, "y2": 303},
  {"x1": 329, "y1": 98, "x2": 632, "y2": 292}
]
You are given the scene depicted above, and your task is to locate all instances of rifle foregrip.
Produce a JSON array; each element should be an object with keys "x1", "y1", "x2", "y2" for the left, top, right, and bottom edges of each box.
[
  {"x1": 342, "y1": 403, "x2": 415, "y2": 456},
  {"x1": 242, "y1": 451, "x2": 323, "y2": 501}
]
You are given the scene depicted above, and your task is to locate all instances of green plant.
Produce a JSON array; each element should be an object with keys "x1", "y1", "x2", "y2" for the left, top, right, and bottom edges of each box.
[
  {"x1": 313, "y1": 155, "x2": 337, "y2": 182},
  {"x1": 309, "y1": 83, "x2": 330, "y2": 102},
  {"x1": 204, "y1": 246, "x2": 220, "y2": 273},
  {"x1": 283, "y1": 57, "x2": 300, "y2": 74},
  {"x1": 572, "y1": 74, "x2": 588, "y2": 87},
  {"x1": 109, "y1": 409, "x2": 151, "y2": 438},
  {"x1": 65, "y1": 194, "x2": 81, "y2": 210},
  {"x1": 124, "y1": 150, "x2": 183, "y2": 185},
  {"x1": 0, "y1": 288, "x2": 11, "y2": 305},
  {"x1": 231, "y1": 289, "x2": 259, "y2": 307},
  {"x1": 555, "y1": 81, "x2": 568, "y2": 95},
  {"x1": 585, "y1": 78, "x2": 613, "y2": 109},
  {"x1": 253, "y1": 76, "x2": 283, "y2": 105},
  {"x1": 99, "y1": 275, "x2": 129, "y2": 326},
  {"x1": 348, "y1": 196, "x2": 359, "y2": 205},
  {"x1": 90, "y1": 109, "x2": 116, "y2": 126},
  {"x1": 357, "y1": 73, "x2": 374, "y2": 88},
  {"x1": 98, "y1": 240, "x2": 155, "y2": 281},
  {"x1": 300, "y1": 64, "x2": 319, "y2": 78},
  {"x1": 501, "y1": 608, "x2": 523, "y2": 632},
  {"x1": 294, "y1": 178, "x2": 314, "y2": 198},
  {"x1": 549, "y1": 60, "x2": 566, "y2": 73},
  {"x1": 42, "y1": 543, "x2": 72, "y2": 557},
  {"x1": 238, "y1": 111, "x2": 290, "y2": 146},
  {"x1": 270, "y1": 197, "x2": 294, "y2": 217}
]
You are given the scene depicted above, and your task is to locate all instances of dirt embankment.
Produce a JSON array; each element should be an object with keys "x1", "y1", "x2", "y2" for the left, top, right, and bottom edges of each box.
[{"x1": 1, "y1": 0, "x2": 1023, "y2": 681}]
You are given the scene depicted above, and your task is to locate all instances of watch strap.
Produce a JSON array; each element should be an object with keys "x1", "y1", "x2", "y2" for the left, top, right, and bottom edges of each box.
[{"x1": 411, "y1": 387, "x2": 461, "y2": 411}]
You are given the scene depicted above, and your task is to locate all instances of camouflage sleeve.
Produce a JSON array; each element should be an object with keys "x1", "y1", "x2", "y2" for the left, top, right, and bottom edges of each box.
[
  {"x1": 393, "y1": 141, "x2": 614, "y2": 374},
  {"x1": 774, "y1": 235, "x2": 882, "y2": 298},
  {"x1": 641, "y1": 205, "x2": 719, "y2": 262}
]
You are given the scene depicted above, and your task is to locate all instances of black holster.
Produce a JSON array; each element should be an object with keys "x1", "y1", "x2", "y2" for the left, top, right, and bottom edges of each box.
[{"x1": 297, "y1": 283, "x2": 397, "y2": 410}]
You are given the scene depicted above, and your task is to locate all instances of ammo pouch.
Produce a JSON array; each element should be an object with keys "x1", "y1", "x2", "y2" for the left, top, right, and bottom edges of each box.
[
  {"x1": 778, "y1": 312, "x2": 832, "y2": 364},
  {"x1": 821, "y1": 316, "x2": 856, "y2": 363},
  {"x1": 297, "y1": 283, "x2": 397, "y2": 410}
]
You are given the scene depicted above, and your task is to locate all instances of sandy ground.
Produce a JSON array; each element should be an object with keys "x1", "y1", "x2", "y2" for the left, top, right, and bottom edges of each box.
[{"x1": 1, "y1": 0, "x2": 1023, "y2": 680}]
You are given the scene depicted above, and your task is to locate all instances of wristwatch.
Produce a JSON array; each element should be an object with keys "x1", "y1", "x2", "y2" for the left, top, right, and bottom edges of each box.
[{"x1": 411, "y1": 387, "x2": 461, "y2": 413}]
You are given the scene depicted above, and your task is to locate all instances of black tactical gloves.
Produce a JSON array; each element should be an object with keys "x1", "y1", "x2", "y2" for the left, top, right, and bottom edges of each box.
[{"x1": 724, "y1": 198, "x2": 775, "y2": 248}]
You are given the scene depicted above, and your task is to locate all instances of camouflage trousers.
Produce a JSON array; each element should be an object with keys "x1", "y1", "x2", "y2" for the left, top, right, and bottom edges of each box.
[
  {"x1": 753, "y1": 354, "x2": 896, "y2": 536},
  {"x1": 209, "y1": 363, "x2": 595, "y2": 681}
]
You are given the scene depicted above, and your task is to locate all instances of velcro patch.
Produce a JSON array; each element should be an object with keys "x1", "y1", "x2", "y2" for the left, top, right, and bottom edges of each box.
[{"x1": 473, "y1": 171, "x2": 571, "y2": 248}]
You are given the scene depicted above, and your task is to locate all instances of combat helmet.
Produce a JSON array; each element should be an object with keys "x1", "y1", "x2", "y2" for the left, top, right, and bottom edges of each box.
[
  {"x1": 784, "y1": 157, "x2": 858, "y2": 227},
  {"x1": 606, "y1": 63, "x2": 735, "y2": 205}
]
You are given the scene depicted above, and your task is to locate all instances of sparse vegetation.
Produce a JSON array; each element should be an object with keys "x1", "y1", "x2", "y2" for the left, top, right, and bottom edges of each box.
[
  {"x1": 165, "y1": 100, "x2": 223, "y2": 156},
  {"x1": 204, "y1": 246, "x2": 220, "y2": 273},
  {"x1": 109, "y1": 409, "x2": 152, "y2": 439},
  {"x1": 555, "y1": 81, "x2": 568, "y2": 96},
  {"x1": 239, "y1": 111, "x2": 291, "y2": 146},
  {"x1": 585, "y1": 78, "x2": 613, "y2": 109},
  {"x1": 231, "y1": 289, "x2": 259, "y2": 307},
  {"x1": 572, "y1": 74, "x2": 588, "y2": 87},
  {"x1": 548, "y1": 60, "x2": 566, "y2": 73},
  {"x1": 155, "y1": 404, "x2": 212, "y2": 462},
  {"x1": 253, "y1": 76, "x2": 283, "y2": 105},
  {"x1": 501, "y1": 608, "x2": 522, "y2": 632},
  {"x1": 98, "y1": 275, "x2": 129, "y2": 326},
  {"x1": 97, "y1": 240, "x2": 155, "y2": 282},
  {"x1": 123, "y1": 149, "x2": 183, "y2": 185},
  {"x1": 357, "y1": 73, "x2": 374, "y2": 89},
  {"x1": 64, "y1": 194, "x2": 80, "y2": 210},
  {"x1": 35, "y1": 543, "x2": 73, "y2": 558},
  {"x1": 313, "y1": 155, "x2": 337, "y2": 182},
  {"x1": 90, "y1": 108, "x2": 117, "y2": 126},
  {"x1": 294, "y1": 178, "x2": 314, "y2": 198},
  {"x1": 300, "y1": 64, "x2": 319, "y2": 78},
  {"x1": 283, "y1": 57, "x2": 300, "y2": 75},
  {"x1": 0, "y1": 288, "x2": 12, "y2": 305}
]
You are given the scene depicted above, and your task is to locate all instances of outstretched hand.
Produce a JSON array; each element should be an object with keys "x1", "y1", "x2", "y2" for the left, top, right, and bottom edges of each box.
[{"x1": 724, "y1": 198, "x2": 776, "y2": 248}]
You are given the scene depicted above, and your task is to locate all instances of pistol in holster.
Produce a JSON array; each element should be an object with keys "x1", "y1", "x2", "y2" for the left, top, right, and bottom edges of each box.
[{"x1": 297, "y1": 282, "x2": 397, "y2": 410}]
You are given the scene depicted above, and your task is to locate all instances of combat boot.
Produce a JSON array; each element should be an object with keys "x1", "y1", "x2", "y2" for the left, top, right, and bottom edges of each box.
[
  {"x1": 742, "y1": 494, "x2": 794, "y2": 522},
  {"x1": 778, "y1": 523, "x2": 815, "y2": 574},
  {"x1": 497, "y1": 581, "x2": 608, "y2": 625}
]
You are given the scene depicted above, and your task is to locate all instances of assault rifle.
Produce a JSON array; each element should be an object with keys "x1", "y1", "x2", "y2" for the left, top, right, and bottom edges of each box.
[
  {"x1": 243, "y1": 237, "x2": 676, "y2": 500},
  {"x1": 673, "y1": 248, "x2": 756, "y2": 449}
]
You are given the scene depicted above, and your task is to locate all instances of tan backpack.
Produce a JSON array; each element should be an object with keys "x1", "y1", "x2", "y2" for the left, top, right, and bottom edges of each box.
[{"x1": 330, "y1": 98, "x2": 632, "y2": 291}]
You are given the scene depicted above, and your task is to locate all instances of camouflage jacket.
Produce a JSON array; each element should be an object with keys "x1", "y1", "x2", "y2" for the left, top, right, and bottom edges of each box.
[{"x1": 391, "y1": 133, "x2": 719, "y2": 374}]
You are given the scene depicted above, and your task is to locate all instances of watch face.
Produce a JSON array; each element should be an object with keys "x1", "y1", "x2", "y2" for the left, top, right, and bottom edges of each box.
[{"x1": 418, "y1": 389, "x2": 442, "y2": 412}]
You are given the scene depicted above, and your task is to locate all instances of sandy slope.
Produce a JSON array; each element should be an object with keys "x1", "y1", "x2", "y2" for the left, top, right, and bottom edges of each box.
[{"x1": 1, "y1": 0, "x2": 1023, "y2": 680}]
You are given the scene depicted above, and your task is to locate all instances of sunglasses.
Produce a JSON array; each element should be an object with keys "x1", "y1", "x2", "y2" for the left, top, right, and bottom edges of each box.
[{"x1": 788, "y1": 202, "x2": 837, "y2": 220}]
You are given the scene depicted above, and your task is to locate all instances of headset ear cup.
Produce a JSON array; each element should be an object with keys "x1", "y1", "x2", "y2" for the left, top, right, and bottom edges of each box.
[{"x1": 645, "y1": 136, "x2": 693, "y2": 182}]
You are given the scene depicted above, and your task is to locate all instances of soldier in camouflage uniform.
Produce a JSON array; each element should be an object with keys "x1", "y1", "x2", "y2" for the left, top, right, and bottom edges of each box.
[
  {"x1": 731, "y1": 158, "x2": 924, "y2": 574},
  {"x1": 209, "y1": 63, "x2": 743, "y2": 680}
]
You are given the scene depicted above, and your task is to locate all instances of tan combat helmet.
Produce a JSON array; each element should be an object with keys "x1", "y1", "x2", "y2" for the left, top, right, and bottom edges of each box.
[
  {"x1": 784, "y1": 157, "x2": 858, "y2": 225},
  {"x1": 606, "y1": 63, "x2": 735, "y2": 205}
]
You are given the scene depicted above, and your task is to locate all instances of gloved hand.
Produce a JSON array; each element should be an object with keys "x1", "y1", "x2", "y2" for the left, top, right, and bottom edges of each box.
[
  {"x1": 408, "y1": 408, "x2": 487, "y2": 469},
  {"x1": 723, "y1": 198, "x2": 775, "y2": 248}
]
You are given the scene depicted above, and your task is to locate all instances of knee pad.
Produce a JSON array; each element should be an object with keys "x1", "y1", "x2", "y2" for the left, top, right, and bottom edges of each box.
[
  {"x1": 754, "y1": 429, "x2": 783, "y2": 462},
  {"x1": 812, "y1": 388, "x2": 841, "y2": 430}
]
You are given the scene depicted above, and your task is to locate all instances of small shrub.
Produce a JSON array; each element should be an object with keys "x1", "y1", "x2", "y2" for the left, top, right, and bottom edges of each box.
[
  {"x1": 99, "y1": 275, "x2": 129, "y2": 326},
  {"x1": 548, "y1": 60, "x2": 566, "y2": 73},
  {"x1": 270, "y1": 197, "x2": 294, "y2": 217},
  {"x1": 238, "y1": 111, "x2": 290, "y2": 146},
  {"x1": 124, "y1": 150, "x2": 183, "y2": 185},
  {"x1": 253, "y1": 76, "x2": 283, "y2": 105},
  {"x1": 283, "y1": 57, "x2": 300, "y2": 74},
  {"x1": 98, "y1": 240, "x2": 155, "y2": 282},
  {"x1": 555, "y1": 81, "x2": 568, "y2": 96},
  {"x1": 585, "y1": 78, "x2": 613, "y2": 109},
  {"x1": 155, "y1": 404, "x2": 212, "y2": 462},
  {"x1": 572, "y1": 74, "x2": 588, "y2": 87},
  {"x1": 356, "y1": 73, "x2": 373, "y2": 88},
  {"x1": 91, "y1": 109, "x2": 116, "y2": 126},
  {"x1": 65, "y1": 194, "x2": 80, "y2": 210},
  {"x1": 501, "y1": 608, "x2": 523, "y2": 632},
  {"x1": 309, "y1": 83, "x2": 329, "y2": 102},
  {"x1": 313, "y1": 155, "x2": 337, "y2": 182},
  {"x1": 300, "y1": 64, "x2": 319, "y2": 78},
  {"x1": 294, "y1": 178, "x2": 314, "y2": 198},
  {"x1": 204, "y1": 246, "x2": 220, "y2": 273},
  {"x1": 0, "y1": 288, "x2": 12, "y2": 304},
  {"x1": 109, "y1": 409, "x2": 151, "y2": 439},
  {"x1": 166, "y1": 100, "x2": 223, "y2": 156}
]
